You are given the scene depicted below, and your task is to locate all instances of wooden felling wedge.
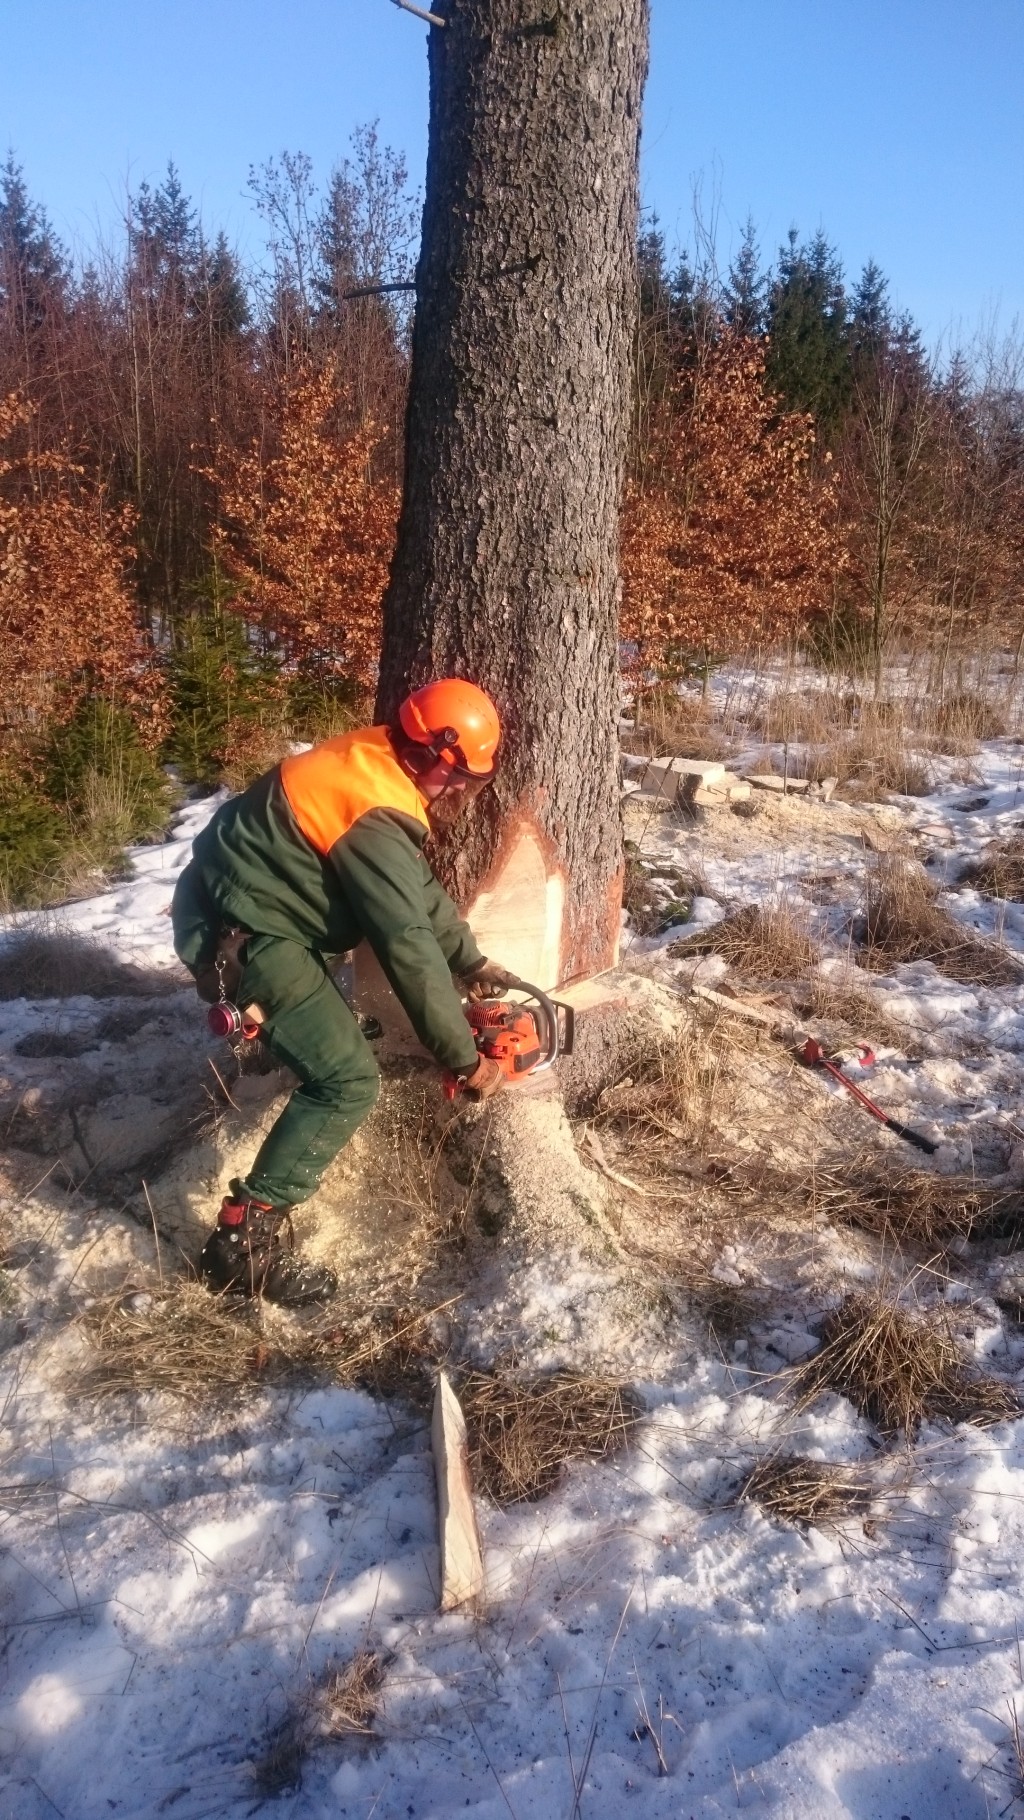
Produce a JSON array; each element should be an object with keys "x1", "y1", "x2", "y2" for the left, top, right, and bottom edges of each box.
[{"x1": 431, "y1": 1370, "x2": 485, "y2": 1611}]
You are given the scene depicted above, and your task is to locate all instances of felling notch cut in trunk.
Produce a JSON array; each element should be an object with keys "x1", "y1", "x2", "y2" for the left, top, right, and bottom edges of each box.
[
  {"x1": 463, "y1": 820, "x2": 567, "y2": 992},
  {"x1": 375, "y1": 0, "x2": 649, "y2": 982}
]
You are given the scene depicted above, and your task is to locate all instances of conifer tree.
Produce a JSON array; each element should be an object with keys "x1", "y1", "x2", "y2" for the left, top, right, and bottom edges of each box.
[
  {"x1": 638, "y1": 218, "x2": 671, "y2": 321},
  {"x1": 850, "y1": 258, "x2": 891, "y2": 353},
  {"x1": 724, "y1": 216, "x2": 767, "y2": 337},
  {"x1": 767, "y1": 228, "x2": 851, "y2": 441},
  {"x1": 0, "y1": 156, "x2": 71, "y2": 401},
  {"x1": 197, "y1": 232, "x2": 249, "y2": 341}
]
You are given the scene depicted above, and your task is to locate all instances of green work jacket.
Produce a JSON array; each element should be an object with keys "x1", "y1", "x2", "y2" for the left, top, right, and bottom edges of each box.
[{"x1": 180, "y1": 726, "x2": 483, "y2": 1072}]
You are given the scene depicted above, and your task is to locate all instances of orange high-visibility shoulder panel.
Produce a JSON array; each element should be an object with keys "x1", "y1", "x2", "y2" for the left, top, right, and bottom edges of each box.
[{"x1": 280, "y1": 726, "x2": 430, "y2": 856}]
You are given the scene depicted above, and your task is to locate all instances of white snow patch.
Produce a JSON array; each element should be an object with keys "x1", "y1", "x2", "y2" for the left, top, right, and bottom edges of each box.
[{"x1": 4, "y1": 713, "x2": 1024, "y2": 1815}]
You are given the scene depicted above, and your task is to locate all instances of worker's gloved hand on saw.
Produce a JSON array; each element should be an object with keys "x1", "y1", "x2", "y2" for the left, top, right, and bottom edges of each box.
[
  {"x1": 464, "y1": 1055, "x2": 505, "y2": 1099},
  {"x1": 461, "y1": 957, "x2": 518, "y2": 1001}
]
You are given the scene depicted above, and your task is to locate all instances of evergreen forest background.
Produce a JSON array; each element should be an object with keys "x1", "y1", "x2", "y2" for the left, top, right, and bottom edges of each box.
[{"x1": 1, "y1": 137, "x2": 1021, "y2": 903}]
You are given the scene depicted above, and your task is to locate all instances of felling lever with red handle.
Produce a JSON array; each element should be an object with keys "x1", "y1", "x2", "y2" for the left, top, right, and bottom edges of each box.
[
  {"x1": 800, "y1": 1036, "x2": 938, "y2": 1155},
  {"x1": 444, "y1": 980, "x2": 575, "y2": 1100}
]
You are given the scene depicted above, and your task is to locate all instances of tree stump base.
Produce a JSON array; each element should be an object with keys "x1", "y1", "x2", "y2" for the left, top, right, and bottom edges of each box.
[{"x1": 433, "y1": 972, "x2": 688, "y2": 1368}]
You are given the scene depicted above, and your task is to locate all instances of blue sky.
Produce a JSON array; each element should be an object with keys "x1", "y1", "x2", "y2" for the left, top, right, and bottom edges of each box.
[{"x1": 2, "y1": 0, "x2": 1022, "y2": 345}]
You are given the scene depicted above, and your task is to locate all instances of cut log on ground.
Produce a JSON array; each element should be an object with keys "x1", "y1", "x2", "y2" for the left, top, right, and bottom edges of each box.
[
  {"x1": 746, "y1": 774, "x2": 812, "y2": 795},
  {"x1": 682, "y1": 774, "x2": 752, "y2": 807}
]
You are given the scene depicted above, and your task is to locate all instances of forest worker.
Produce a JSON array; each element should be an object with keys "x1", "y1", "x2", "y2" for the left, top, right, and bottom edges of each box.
[{"x1": 171, "y1": 678, "x2": 515, "y2": 1308}]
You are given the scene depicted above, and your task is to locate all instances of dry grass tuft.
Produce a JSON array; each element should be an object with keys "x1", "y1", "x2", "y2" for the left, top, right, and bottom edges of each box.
[
  {"x1": 961, "y1": 835, "x2": 1024, "y2": 903},
  {"x1": 74, "y1": 1284, "x2": 437, "y2": 1405},
  {"x1": 747, "y1": 694, "x2": 931, "y2": 798},
  {"x1": 459, "y1": 1370, "x2": 642, "y2": 1505},
  {"x1": 0, "y1": 927, "x2": 183, "y2": 1001},
  {"x1": 813, "y1": 726, "x2": 932, "y2": 799},
  {"x1": 745, "y1": 684, "x2": 1006, "y2": 791},
  {"x1": 734, "y1": 1453, "x2": 875, "y2": 1528},
  {"x1": 675, "y1": 902, "x2": 822, "y2": 981},
  {"x1": 929, "y1": 691, "x2": 1008, "y2": 748},
  {"x1": 747, "y1": 687, "x2": 857, "y2": 747},
  {"x1": 797, "y1": 972, "x2": 923, "y2": 1057},
  {"x1": 861, "y1": 856, "x2": 1024, "y2": 987},
  {"x1": 794, "y1": 1291, "x2": 1019, "y2": 1436},
  {"x1": 627, "y1": 687, "x2": 736, "y2": 761},
  {"x1": 253, "y1": 1649, "x2": 387, "y2": 1795},
  {"x1": 593, "y1": 1026, "x2": 727, "y2": 1158},
  {"x1": 686, "y1": 1272, "x2": 764, "y2": 1343},
  {"x1": 318, "y1": 1648, "x2": 388, "y2": 1739},
  {"x1": 810, "y1": 1163, "x2": 1024, "y2": 1250}
]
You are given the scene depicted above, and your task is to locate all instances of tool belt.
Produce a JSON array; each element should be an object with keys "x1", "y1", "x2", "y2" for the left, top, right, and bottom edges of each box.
[{"x1": 193, "y1": 926, "x2": 249, "y2": 1007}]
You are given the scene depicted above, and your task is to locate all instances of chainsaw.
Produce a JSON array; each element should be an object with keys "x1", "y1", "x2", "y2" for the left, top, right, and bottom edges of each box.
[{"x1": 443, "y1": 979, "x2": 575, "y2": 1100}]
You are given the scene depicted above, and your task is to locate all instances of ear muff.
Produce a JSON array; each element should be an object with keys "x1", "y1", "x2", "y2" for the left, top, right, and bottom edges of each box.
[{"x1": 397, "y1": 680, "x2": 501, "y2": 779}]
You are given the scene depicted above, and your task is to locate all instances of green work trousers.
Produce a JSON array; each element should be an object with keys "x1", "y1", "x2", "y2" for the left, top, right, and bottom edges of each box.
[{"x1": 172, "y1": 873, "x2": 379, "y2": 1207}]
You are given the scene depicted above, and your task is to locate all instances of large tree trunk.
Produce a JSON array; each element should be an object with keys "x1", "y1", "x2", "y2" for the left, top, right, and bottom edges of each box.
[{"x1": 376, "y1": 0, "x2": 648, "y2": 985}]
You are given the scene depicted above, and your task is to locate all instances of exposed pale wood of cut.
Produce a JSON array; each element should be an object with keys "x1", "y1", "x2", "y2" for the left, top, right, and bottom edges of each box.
[
  {"x1": 465, "y1": 824, "x2": 566, "y2": 990},
  {"x1": 431, "y1": 1370, "x2": 485, "y2": 1611}
]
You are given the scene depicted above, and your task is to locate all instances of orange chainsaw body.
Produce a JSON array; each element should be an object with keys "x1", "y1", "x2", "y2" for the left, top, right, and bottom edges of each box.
[
  {"x1": 443, "y1": 982, "x2": 574, "y2": 1100},
  {"x1": 465, "y1": 999, "x2": 545, "y2": 1078}
]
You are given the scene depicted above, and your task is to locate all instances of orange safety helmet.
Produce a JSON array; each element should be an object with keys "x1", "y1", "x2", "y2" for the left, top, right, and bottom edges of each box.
[{"x1": 397, "y1": 678, "x2": 501, "y2": 780}]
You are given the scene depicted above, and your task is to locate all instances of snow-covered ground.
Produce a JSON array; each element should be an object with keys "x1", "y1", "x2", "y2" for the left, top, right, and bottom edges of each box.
[{"x1": 4, "y1": 726, "x2": 1024, "y2": 1818}]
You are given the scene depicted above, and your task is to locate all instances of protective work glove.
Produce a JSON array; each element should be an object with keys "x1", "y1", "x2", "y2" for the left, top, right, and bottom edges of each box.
[
  {"x1": 463, "y1": 1055, "x2": 505, "y2": 1100},
  {"x1": 462, "y1": 958, "x2": 519, "y2": 1002}
]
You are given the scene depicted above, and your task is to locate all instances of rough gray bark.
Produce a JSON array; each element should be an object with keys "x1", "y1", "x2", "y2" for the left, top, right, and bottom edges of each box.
[{"x1": 377, "y1": 0, "x2": 649, "y2": 979}]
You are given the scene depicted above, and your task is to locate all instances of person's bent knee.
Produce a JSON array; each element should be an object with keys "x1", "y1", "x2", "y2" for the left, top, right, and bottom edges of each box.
[{"x1": 303, "y1": 1056, "x2": 380, "y2": 1118}]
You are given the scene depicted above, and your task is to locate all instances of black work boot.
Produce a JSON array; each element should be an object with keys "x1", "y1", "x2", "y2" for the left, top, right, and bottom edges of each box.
[{"x1": 198, "y1": 1181, "x2": 337, "y2": 1308}]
